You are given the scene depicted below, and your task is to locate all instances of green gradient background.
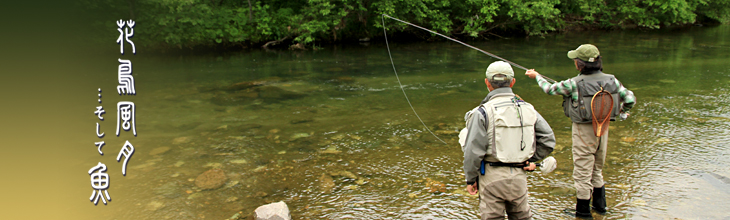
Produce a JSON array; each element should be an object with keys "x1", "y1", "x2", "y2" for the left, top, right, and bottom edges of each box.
[{"x1": 1, "y1": 1, "x2": 137, "y2": 219}]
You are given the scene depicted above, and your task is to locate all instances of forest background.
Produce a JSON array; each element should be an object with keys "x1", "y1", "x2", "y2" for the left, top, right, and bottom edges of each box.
[{"x1": 87, "y1": 0, "x2": 730, "y2": 50}]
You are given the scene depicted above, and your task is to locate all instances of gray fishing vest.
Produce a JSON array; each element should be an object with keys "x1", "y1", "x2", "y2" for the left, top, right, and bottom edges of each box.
[
  {"x1": 482, "y1": 94, "x2": 537, "y2": 163},
  {"x1": 563, "y1": 72, "x2": 621, "y2": 123}
]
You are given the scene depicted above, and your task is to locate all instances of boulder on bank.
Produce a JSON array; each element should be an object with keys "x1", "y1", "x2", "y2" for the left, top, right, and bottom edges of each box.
[{"x1": 254, "y1": 201, "x2": 291, "y2": 220}]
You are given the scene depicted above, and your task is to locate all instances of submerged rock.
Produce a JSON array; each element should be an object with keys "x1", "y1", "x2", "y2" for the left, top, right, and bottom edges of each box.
[
  {"x1": 330, "y1": 171, "x2": 359, "y2": 180},
  {"x1": 290, "y1": 118, "x2": 314, "y2": 124},
  {"x1": 187, "y1": 192, "x2": 204, "y2": 200},
  {"x1": 254, "y1": 201, "x2": 291, "y2": 220},
  {"x1": 149, "y1": 146, "x2": 171, "y2": 156},
  {"x1": 211, "y1": 90, "x2": 259, "y2": 105},
  {"x1": 425, "y1": 178, "x2": 446, "y2": 194},
  {"x1": 291, "y1": 133, "x2": 310, "y2": 140},
  {"x1": 203, "y1": 162, "x2": 223, "y2": 169},
  {"x1": 223, "y1": 81, "x2": 266, "y2": 91},
  {"x1": 154, "y1": 182, "x2": 182, "y2": 198},
  {"x1": 620, "y1": 137, "x2": 636, "y2": 142},
  {"x1": 174, "y1": 161, "x2": 185, "y2": 167},
  {"x1": 195, "y1": 169, "x2": 228, "y2": 190},
  {"x1": 226, "y1": 197, "x2": 239, "y2": 203},
  {"x1": 230, "y1": 159, "x2": 248, "y2": 164},
  {"x1": 172, "y1": 137, "x2": 190, "y2": 145},
  {"x1": 253, "y1": 166, "x2": 267, "y2": 172},
  {"x1": 228, "y1": 212, "x2": 243, "y2": 220},
  {"x1": 320, "y1": 146, "x2": 341, "y2": 154},
  {"x1": 146, "y1": 201, "x2": 165, "y2": 211},
  {"x1": 211, "y1": 84, "x2": 308, "y2": 106},
  {"x1": 225, "y1": 180, "x2": 240, "y2": 189},
  {"x1": 257, "y1": 85, "x2": 306, "y2": 100},
  {"x1": 319, "y1": 173, "x2": 335, "y2": 193}
]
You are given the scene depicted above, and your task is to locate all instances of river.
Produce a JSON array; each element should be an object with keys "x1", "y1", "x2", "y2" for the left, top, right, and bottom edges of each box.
[{"x1": 3, "y1": 24, "x2": 730, "y2": 219}]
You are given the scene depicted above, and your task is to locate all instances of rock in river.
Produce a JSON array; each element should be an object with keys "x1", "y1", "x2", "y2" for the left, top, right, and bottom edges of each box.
[
  {"x1": 210, "y1": 84, "x2": 307, "y2": 105},
  {"x1": 195, "y1": 169, "x2": 228, "y2": 190},
  {"x1": 329, "y1": 170, "x2": 359, "y2": 180},
  {"x1": 172, "y1": 136, "x2": 190, "y2": 145},
  {"x1": 146, "y1": 201, "x2": 165, "y2": 211},
  {"x1": 257, "y1": 85, "x2": 306, "y2": 100},
  {"x1": 319, "y1": 173, "x2": 335, "y2": 193},
  {"x1": 149, "y1": 146, "x2": 171, "y2": 156},
  {"x1": 254, "y1": 201, "x2": 291, "y2": 220},
  {"x1": 425, "y1": 178, "x2": 446, "y2": 194},
  {"x1": 154, "y1": 181, "x2": 182, "y2": 198},
  {"x1": 223, "y1": 81, "x2": 266, "y2": 91}
]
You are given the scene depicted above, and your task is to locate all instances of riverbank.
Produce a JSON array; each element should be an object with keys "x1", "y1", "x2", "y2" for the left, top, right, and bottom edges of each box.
[{"x1": 83, "y1": 0, "x2": 730, "y2": 52}]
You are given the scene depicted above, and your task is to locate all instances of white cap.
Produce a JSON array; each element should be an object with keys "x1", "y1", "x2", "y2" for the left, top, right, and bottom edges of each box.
[{"x1": 485, "y1": 61, "x2": 515, "y2": 81}]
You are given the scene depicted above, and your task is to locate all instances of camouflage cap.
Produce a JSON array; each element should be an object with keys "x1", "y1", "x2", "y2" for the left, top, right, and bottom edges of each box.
[
  {"x1": 567, "y1": 44, "x2": 600, "y2": 62},
  {"x1": 485, "y1": 61, "x2": 514, "y2": 81}
]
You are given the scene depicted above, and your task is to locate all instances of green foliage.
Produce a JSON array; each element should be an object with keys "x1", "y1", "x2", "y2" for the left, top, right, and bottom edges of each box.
[
  {"x1": 559, "y1": 0, "x2": 730, "y2": 29},
  {"x1": 696, "y1": 0, "x2": 730, "y2": 24},
  {"x1": 86, "y1": 0, "x2": 730, "y2": 50}
]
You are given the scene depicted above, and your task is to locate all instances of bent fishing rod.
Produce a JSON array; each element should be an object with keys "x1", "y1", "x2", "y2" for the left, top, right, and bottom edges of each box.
[
  {"x1": 381, "y1": 14, "x2": 558, "y2": 83},
  {"x1": 381, "y1": 14, "x2": 559, "y2": 145}
]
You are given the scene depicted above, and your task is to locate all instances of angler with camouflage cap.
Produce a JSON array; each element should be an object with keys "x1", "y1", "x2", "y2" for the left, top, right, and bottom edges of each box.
[
  {"x1": 525, "y1": 44, "x2": 636, "y2": 218},
  {"x1": 463, "y1": 61, "x2": 556, "y2": 220}
]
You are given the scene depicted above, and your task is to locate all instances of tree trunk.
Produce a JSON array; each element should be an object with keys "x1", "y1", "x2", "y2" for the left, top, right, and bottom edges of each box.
[
  {"x1": 262, "y1": 36, "x2": 289, "y2": 49},
  {"x1": 128, "y1": 0, "x2": 135, "y2": 20},
  {"x1": 247, "y1": 0, "x2": 253, "y2": 21}
]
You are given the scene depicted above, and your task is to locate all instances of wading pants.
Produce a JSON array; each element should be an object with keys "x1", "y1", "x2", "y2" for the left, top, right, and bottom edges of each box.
[
  {"x1": 571, "y1": 122, "x2": 608, "y2": 200},
  {"x1": 478, "y1": 165, "x2": 531, "y2": 220}
]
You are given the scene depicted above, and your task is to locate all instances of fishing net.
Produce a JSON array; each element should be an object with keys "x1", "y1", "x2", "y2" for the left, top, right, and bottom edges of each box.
[{"x1": 591, "y1": 89, "x2": 614, "y2": 137}]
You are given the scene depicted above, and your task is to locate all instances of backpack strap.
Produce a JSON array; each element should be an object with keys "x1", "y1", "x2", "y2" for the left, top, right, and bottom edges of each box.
[{"x1": 477, "y1": 106, "x2": 488, "y2": 131}]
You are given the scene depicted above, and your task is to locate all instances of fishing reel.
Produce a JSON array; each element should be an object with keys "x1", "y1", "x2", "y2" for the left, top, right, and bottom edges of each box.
[{"x1": 536, "y1": 156, "x2": 557, "y2": 174}]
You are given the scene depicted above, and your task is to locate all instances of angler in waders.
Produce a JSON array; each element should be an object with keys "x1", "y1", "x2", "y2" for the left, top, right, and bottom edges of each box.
[
  {"x1": 463, "y1": 61, "x2": 556, "y2": 220},
  {"x1": 525, "y1": 44, "x2": 636, "y2": 218}
]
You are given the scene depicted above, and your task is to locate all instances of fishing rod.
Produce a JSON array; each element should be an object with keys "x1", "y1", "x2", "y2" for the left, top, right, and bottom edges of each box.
[
  {"x1": 381, "y1": 14, "x2": 559, "y2": 83},
  {"x1": 381, "y1": 14, "x2": 559, "y2": 145}
]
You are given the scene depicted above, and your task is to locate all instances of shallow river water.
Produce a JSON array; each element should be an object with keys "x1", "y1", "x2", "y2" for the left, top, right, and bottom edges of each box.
[
  {"x1": 5, "y1": 24, "x2": 730, "y2": 219},
  {"x1": 101, "y1": 25, "x2": 730, "y2": 220}
]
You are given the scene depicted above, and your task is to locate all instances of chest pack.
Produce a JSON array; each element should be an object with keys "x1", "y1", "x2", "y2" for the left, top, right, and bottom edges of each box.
[{"x1": 563, "y1": 72, "x2": 621, "y2": 123}]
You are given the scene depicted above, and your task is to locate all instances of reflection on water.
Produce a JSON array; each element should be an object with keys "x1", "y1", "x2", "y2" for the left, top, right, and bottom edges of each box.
[{"x1": 76, "y1": 25, "x2": 730, "y2": 219}]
